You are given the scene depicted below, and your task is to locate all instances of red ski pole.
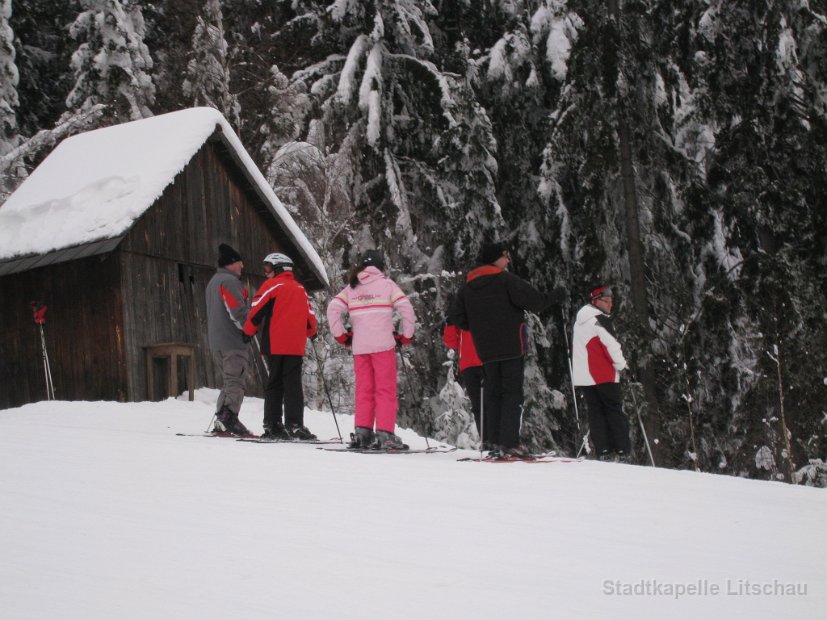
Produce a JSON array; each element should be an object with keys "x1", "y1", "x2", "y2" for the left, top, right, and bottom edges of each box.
[{"x1": 30, "y1": 302, "x2": 55, "y2": 400}]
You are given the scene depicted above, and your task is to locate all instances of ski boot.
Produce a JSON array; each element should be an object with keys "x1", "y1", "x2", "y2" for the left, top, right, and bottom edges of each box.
[
  {"x1": 261, "y1": 421, "x2": 290, "y2": 440},
  {"x1": 503, "y1": 445, "x2": 532, "y2": 460},
  {"x1": 373, "y1": 430, "x2": 409, "y2": 451},
  {"x1": 229, "y1": 412, "x2": 251, "y2": 436},
  {"x1": 348, "y1": 426, "x2": 375, "y2": 449},
  {"x1": 214, "y1": 407, "x2": 235, "y2": 433},
  {"x1": 215, "y1": 406, "x2": 251, "y2": 436},
  {"x1": 286, "y1": 424, "x2": 318, "y2": 441}
]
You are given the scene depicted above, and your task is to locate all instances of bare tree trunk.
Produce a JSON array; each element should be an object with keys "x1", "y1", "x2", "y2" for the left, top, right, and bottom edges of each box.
[
  {"x1": 608, "y1": 0, "x2": 664, "y2": 464},
  {"x1": 770, "y1": 332, "x2": 796, "y2": 483}
]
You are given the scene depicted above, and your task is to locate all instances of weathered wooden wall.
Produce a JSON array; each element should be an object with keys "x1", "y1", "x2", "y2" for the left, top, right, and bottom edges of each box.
[
  {"x1": 119, "y1": 139, "x2": 297, "y2": 401},
  {"x1": 0, "y1": 254, "x2": 126, "y2": 408}
]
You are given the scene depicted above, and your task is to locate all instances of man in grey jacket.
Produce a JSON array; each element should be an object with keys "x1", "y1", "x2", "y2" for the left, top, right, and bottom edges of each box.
[{"x1": 205, "y1": 243, "x2": 252, "y2": 435}]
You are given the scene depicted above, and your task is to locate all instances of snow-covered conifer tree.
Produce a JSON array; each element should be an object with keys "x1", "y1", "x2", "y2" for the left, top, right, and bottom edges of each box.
[
  {"x1": 63, "y1": 0, "x2": 155, "y2": 123},
  {"x1": 258, "y1": 64, "x2": 310, "y2": 170},
  {"x1": 0, "y1": 0, "x2": 20, "y2": 197},
  {"x1": 0, "y1": 0, "x2": 18, "y2": 153},
  {"x1": 182, "y1": 0, "x2": 239, "y2": 128}
]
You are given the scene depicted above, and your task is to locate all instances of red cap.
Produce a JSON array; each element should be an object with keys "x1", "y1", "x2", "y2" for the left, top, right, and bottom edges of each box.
[{"x1": 589, "y1": 286, "x2": 612, "y2": 302}]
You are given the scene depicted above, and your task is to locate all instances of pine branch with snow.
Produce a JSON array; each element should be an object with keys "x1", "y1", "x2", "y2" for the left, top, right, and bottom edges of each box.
[
  {"x1": 182, "y1": 0, "x2": 239, "y2": 128},
  {"x1": 64, "y1": 0, "x2": 155, "y2": 123}
]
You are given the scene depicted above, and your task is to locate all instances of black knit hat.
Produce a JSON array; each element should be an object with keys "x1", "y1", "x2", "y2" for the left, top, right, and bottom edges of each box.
[
  {"x1": 478, "y1": 241, "x2": 508, "y2": 265},
  {"x1": 218, "y1": 243, "x2": 242, "y2": 267},
  {"x1": 360, "y1": 249, "x2": 385, "y2": 270}
]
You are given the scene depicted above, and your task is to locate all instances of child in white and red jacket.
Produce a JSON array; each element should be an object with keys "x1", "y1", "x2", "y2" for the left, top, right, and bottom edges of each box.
[{"x1": 326, "y1": 250, "x2": 416, "y2": 450}]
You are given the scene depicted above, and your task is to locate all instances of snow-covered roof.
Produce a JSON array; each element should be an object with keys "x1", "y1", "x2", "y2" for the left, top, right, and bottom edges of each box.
[{"x1": 0, "y1": 107, "x2": 328, "y2": 286}]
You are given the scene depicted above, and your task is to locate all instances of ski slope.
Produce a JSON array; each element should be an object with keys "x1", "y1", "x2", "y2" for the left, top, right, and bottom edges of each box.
[{"x1": 1, "y1": 390, "x2": 823, "y2": 619}]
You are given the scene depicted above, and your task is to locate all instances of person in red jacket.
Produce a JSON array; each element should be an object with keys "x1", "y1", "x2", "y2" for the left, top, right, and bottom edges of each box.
[
  {"x1": 243, "y1": 252, "x2": 318, "y2": 440},
  {"x1": 442, "y1": 319, "x2": 485, "y2": 443}
]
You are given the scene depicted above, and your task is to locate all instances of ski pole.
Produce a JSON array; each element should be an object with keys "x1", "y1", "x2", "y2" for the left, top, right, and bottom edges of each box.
[
  {"x1": 308, "y1": 339, "x2": 344, "y2": 442},
  {"x1": 561, "y1": 307, "x2": 586, "y2": 455},
  {"x1": 31, "y1": 302, "x2": 55, "y2": 400},
  {"x1": 396, "y1": 346, "x2": 431, "y2": 449},
  {"x1": 576, "y1": 431, "x2": 590, "y2": 459},
  {"x1": 40, "y1": 324, "x2": 55, "y2": 400},
  {"x1": 629, "y1": 387, "x2": 655, "y2": 467},
  {"x1": 41, "y1": 324, "x2": 55, "y2": 400},
  {"x1": 252, "y1": 334, "x2": 269, "y2": 379},
  {"x1": 479, "y1": 382, "x2": 485, "y2": 457}
]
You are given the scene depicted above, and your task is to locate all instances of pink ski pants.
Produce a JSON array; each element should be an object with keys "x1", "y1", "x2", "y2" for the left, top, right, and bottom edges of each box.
[{"x1": 353, "y1": 348, "x2": 398, "y2": 432}]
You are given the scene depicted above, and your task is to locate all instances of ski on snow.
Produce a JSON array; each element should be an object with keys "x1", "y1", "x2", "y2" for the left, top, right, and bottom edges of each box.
[
  {"x1": 175, "y1": 432, "x2": 340, "y2": 445},
  {"x1": 317, "y1": 446, "x2": 457, "y2": 455},
  {"x1": 457, "y1": 453, "x2": 584, "y2": 464},
  {"x1": 176, "y1": 433, "x2": 573, "y2": 460},
  {"x1": 237, "y1": 437, "x2": 343, "y2": 445},
  {"x1": 176, "y1": 432, "x2": 258, "y2": 439}
]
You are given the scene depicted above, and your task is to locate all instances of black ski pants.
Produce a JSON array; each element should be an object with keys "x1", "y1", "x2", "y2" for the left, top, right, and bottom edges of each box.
[
  {"x1": 482, "y1": 357, "x2": 524, "y2": 449},
  {"x1": 582, "y1": 382, "x2": 630, "y2": 455},
  {"x1": 264, "y1": 354, "x2": 304, "y2": 429},
  {"x1": 461, "y1": 365, "x2": 483, "y2": 436}
]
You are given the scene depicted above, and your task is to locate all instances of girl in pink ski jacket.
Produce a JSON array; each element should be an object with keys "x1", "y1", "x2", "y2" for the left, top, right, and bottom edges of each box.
[{"x1": 326, "y1": 250, "x2": 416, "y2": 449}]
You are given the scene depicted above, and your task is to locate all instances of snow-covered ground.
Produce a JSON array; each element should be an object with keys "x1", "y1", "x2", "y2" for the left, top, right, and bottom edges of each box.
[{"x1": 1, "y1": 390, "x2": 823, "y2": 619}]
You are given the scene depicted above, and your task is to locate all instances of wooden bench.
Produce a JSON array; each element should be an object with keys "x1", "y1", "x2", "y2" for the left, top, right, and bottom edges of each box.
[{"x1": 143, "y1": 342, "x2": 195, "y2": 401}]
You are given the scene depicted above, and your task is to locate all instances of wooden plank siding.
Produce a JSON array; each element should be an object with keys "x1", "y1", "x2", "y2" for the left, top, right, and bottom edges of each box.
[
  {"x1": 118, "y1": 139, "x2": 293, "y2": 401},
  {"x1": 0, "y1": 254, "x2": 126, "y2": 408},
  {"x1": 120, "y1": 135, "x2": 310, "y2": 274}
]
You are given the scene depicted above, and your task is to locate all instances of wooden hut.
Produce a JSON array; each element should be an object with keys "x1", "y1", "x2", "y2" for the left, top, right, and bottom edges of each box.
[{"x1": 0, "y1": 108, "x2": 328, "y2": 409}]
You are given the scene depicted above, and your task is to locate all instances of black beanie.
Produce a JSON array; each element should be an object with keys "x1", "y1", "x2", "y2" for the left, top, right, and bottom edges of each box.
[
  {"x1": 360, "y1": 249, "x2": 385, "y2": 270},
  {"x1": 218, "y1": 243, "x2": 242, "y2": 267},
  {"x1": 478, "y1": 241, "x2": 507, "y2": 265}
]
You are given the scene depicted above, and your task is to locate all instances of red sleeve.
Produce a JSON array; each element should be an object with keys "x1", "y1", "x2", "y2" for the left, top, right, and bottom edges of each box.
[
  {"x1": 242, "y1": 282, "x2": 268, "y2": 336},
  {"x1": 307, "y1": 301, "x2": 318, "y2": 338},
  {"x1": 443, "y1": 324, "x2": 460, "y2": 349}
]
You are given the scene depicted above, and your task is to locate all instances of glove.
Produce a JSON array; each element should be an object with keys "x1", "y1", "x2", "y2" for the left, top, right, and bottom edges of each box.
[
  {"x1": 335, "y1": 331, "x2": 353, "y2": 347},
  {"x1": 394, "y1": 332, "x2": 414, "y2": 348},
  {"x1": 242, "y1": 333, "x2": 252, "y2": 344},
  {"x1": 30, "y1": 302, "x2": 48, "y2": 325}
]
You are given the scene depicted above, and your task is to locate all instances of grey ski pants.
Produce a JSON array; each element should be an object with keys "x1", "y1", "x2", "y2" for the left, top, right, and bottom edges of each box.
[{"x1": 214, "y1": 349, "x2": 250, "y2": 415}]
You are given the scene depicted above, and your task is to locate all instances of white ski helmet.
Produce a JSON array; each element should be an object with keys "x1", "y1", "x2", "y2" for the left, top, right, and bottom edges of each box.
[{"x1": 263, "y1": 252, "x2": 293, "y2": 271}]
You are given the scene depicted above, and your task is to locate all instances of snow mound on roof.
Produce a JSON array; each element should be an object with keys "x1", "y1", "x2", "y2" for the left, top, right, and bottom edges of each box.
[{"x1": 0, "y1": 108, "x2": 225, "y2": 259}]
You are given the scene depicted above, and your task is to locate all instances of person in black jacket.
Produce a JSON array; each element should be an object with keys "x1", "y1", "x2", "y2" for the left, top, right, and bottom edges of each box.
[{"x1": 448, "y1": 240, "x2": 564, "y2": 458}]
